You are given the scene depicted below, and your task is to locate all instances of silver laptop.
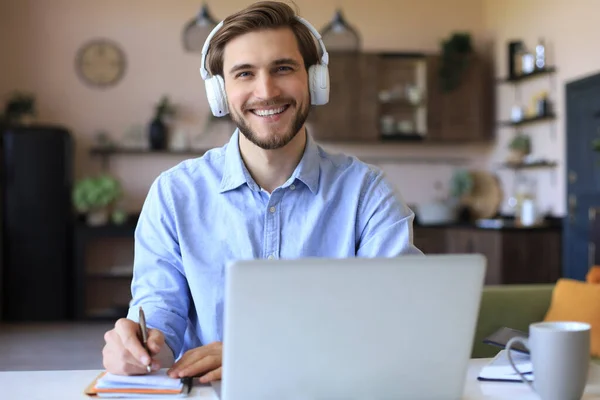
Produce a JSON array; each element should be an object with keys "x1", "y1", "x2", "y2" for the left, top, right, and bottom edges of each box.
[{"x1": 220, "y1": 254, "x2": 486, "y2": 400}]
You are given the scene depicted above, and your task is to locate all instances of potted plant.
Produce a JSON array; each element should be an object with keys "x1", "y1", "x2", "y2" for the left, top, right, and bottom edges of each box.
[
  {"x1": 439, "y1": 32, "x2": 473, "y2": 92},
  {"x1": 149, "y1": 95, "x2": 176, "y2": 150},
  {"x1": 73, "y1": 174, "x2": 122, "y2": 225},
  {"x1": 508, "y1": 133, "x2": 531, "y2": 164},
  {"x1": 450, "y1": 169, "x2": 475, "y2": 222},
  {"x1": 1, "y1": 91, "x2": 36, "y2": 125},
  {"x1": 592, "y1": 137, "x2": 600, "y2": 153},
  {"x1": 450, "y1": 169, "x2": 473, "y2": 200}
]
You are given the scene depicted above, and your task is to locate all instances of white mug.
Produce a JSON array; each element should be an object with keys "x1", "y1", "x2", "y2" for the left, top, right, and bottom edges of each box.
[{"x1": 506, "y1": 321, "x2": 591, "y2": 400}]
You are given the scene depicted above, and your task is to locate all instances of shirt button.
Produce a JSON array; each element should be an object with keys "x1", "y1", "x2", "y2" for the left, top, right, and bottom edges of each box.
[
  {"x1": 268, "y1": 254, "x2": 274, "y2": 260},
  {"x1": 290, "y1": 184, "x2": 296, "y2": 191},
  {"x1": 269, "y1": 206, "x2": 276, "y2": 213}
]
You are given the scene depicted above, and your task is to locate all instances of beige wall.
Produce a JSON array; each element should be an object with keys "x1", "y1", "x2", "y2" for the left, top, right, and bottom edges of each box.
[
  {"x1": 484, "y1": 0, "x2": 600, "y2": 216},
  {"x1": 2, "y1": 0, "x2": 491, "y2": 212}
]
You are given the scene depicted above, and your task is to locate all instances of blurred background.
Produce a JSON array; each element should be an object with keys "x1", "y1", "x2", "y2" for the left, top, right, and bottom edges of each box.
[{"x1": 1, "y1": 0, "x2": 599, "y2": 325}]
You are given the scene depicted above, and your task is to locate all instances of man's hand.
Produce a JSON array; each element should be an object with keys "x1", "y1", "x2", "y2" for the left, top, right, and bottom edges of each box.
[
  {"x1": 102, "y1": 318, "x2": 165, "y2": 375},
  {"x1": 167, "y1": 342, "x2": 223, "y2": 383}
]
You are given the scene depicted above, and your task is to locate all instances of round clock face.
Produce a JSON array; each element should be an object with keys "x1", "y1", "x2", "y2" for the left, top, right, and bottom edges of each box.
[{"x1": 75, "y1": 39, "x2": 126, "y2": 88}]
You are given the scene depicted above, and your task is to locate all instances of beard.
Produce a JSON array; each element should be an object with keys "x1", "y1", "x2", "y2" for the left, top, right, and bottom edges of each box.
[{"x1": 230, "y1": 95, "x2": 310, "y2": 150}]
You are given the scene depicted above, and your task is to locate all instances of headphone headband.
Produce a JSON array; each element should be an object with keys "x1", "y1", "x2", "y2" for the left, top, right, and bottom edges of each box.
[{"x1": 200, "y1": 16, "x2": 329, "y2": 81}]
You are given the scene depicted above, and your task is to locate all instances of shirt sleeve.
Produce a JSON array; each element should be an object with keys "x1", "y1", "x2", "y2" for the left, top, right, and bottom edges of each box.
[
  {"x1": 356, "y1": 169, "x2": 424, "y2": 257},
  {"x1": 126, "y1": 173, "x2": 190, "y2": 359}
]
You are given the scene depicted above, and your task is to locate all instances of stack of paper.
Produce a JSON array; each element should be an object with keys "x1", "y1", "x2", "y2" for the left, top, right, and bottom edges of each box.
[
  {"x1": 477, "y1": 349, "x2": 534, "y2": 382},
  {"x1": 85, "y1": 369, "x2": 189, "y2": 398}
]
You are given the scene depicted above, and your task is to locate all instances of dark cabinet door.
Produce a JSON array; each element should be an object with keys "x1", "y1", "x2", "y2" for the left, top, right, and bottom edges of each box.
[
  {"x1": 308, "y1": 53, "x2": 379, "y2": 142},
  {"x1": 425, "y1": 55, "x2": 443, "y2": 140},
  {"x1": 501, "y1": 231, "x2": 561, "y2": 284},
  {"x1": 426, "y1": 54, "x2": 492, "y2": 142},
  {"x1": 445, "y1": 228, "x2": 501, "y2": 284},
  {"x1": 413, "y1": 227, "x2": 446, "y2": 254},
  {"x1": 2, "y1": 126, "x2": 74, "y2": 321},
  {"x1": 445, "y1": 228, "x2": 474, "y2": 253},
  {"x1": 471, "y1": 230, "x2": 502, "y2": 285}
]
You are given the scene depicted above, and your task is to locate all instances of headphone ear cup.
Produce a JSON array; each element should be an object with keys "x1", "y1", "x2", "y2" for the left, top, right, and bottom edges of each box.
[
  {"x1": 308, "y1": 64, "x2": 330, "y2": 106},
  {"x1": 204, "y1": 75, "x2": 229, "y2": 117}
]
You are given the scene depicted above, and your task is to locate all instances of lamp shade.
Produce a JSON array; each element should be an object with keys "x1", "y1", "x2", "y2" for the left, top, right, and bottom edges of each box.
[
  {"x1": 320, "y1": 9, "x2": 361, "y2": 52},
  {"x1": 182, "y1": 3, "x2": 218, "y2": 53}
]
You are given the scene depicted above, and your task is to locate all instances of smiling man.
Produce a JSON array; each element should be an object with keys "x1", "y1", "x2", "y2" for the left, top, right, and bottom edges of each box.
[{"x1": 101, "y1": 0, "x2": 422, "y2": 384}]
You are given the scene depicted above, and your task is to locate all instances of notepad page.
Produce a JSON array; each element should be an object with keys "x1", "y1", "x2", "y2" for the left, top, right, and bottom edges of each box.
[
  {"x1": 484, "y1": 349, "x2": 532, "y2": 375},
  {"x1": 97, "y1": 393, "x2": 187, "y2": 398},
  {"x1": 96, "y1": 393, "x2": 188, "y2": 398},
  {"x1": 478, "y1": 349, "x2": 534, "y2": 382},
  {"x1": 96, "y1": 369, "x2": 183, "y2": 390}
]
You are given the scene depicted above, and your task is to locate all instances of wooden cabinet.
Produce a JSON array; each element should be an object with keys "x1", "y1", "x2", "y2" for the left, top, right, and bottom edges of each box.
[
  {"x1": 413, "y1": 227, "x2": 446, "y2": 254},
  {"x1": 425, "y1": 54, "x2": 493, "y2": 142},
  {"x1": 500, "y1": 230, "x2": 562, "y2": 284},
  {"x1": 414, "y1": 226, "x2": 561, "y2": 285},
  {"x1": 308, "y1": 52, "x2": 379, "y2": 142},
  {"x1": 309, "y1": 51, "x2": 493, "y2": 143},
  {"x1": 445, "y1": 228, "x2": 502, "y2": 285}
]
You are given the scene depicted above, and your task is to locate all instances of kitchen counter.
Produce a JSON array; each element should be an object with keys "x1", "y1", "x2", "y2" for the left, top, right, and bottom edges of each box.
[
  {"x1": 413, "y1": 217, "x2": 562, "y2": 231},
  {"x1": 413, "y1": 219, "x2": 562, "y2": 284}
]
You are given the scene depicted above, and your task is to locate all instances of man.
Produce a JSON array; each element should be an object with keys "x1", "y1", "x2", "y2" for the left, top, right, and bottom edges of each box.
[{"x1": 102, "y1": 0, "x2": 422, "y2": 384}]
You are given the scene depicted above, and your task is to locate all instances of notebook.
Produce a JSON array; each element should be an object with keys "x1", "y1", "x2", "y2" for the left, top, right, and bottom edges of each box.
[
  {"x1": 477, "y1": 349, "x2": 534, "y2": 382},
  {"x1": 84, "y1": 369, "x2": 190, "y2": 398}
]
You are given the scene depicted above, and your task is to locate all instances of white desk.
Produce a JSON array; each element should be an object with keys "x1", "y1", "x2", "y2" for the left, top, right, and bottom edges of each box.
[{"x1": 2, "y1": 359, "x2": 600, "y2": 399}]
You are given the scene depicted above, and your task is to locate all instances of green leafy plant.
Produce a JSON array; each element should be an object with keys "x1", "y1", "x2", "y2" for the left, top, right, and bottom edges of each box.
[
  {"x1": 1, "y1": 91, "x2": 36, "y2": 124},
  {"x1": 72, "y1": 175, "x2": 122, "y2": 212},
  {"x1": 449, "y1": 169, "x2": 473, "y2": 198},
  {"x1": 439, "y1": 32, "x2": 473, "y2": 92},
  {"x1": 509, "y1": 134, "x2": 531, "y2": 154},
  {"x1": 592, "y1": 137, "x2": 600, "y2": 152},
  {"x1": 154, "y1": 95, "x2": 176, "y2": 121}
]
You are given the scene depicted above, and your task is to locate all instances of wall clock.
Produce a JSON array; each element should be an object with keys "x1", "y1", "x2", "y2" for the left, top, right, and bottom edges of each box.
[{"x1": 75, "y1": 39, "x2": 126, "y2": 88}]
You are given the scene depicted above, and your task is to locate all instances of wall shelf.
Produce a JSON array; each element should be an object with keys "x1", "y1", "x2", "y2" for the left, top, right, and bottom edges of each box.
[
  {"x1": 90, "y1": 147, "x2": 212, "y2": 170},
  {"x1": 500, "y1": 160, "x2": 558, "y2": 170},
  {"x1": 75, "y1": 214, "x2": 138, "y2": 238},
  {"x1": 379, "y1": 133, "x2": 425, "y2": 142},
  {"x1": 87, "y1": 271, "x2": 133, "y2": 279},
  {"x1": 90, "y1": 146, "x2": 211, "y2": 156},
  {"x1": 379, "y1": 99, "x2": 424, "y2": 108},
  {"x1": 499, "y1": 113, "x2": 556, "y2": 127},
  {"x1": 497, "y1": 66, "x2": 557, "y2": 84}
]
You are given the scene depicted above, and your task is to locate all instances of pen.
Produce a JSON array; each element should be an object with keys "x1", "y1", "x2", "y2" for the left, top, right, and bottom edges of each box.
[
  {"x1": 182, "y1": 377, "x2": 193, "y2": 394},
  {"x1": 138, "y1": 306, "x2": 152, "y2": 374}
]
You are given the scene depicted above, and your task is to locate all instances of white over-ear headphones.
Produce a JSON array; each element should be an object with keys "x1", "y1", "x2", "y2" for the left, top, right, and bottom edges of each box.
[{"x1": 199, "y1": 16, "x2": 330, "y2": 117}]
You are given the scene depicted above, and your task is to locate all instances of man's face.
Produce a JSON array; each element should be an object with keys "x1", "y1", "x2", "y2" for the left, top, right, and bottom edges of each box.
[{"x1": 222, "y1": 28, "x2": 310, "y2": 150}]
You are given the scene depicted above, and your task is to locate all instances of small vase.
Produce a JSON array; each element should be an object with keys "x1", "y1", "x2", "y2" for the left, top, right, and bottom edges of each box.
[
  {"x1": 507, "y1": 150, "x2": 527, "y2": 164},
  {"x1": 149, "y1": 118, "x2": 167, "y2": 150},
  {"x1": 87, "y1": 209, "x2": 108, "y2": 226}
]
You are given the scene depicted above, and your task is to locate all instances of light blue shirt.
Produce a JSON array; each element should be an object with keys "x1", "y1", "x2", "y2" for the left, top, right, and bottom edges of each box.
[{"x1": 127, "y1": 129, "x2": 422, "y2": 358}]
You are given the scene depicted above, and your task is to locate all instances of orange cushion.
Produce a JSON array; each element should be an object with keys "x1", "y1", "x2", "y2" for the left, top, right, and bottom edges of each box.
[
  {"x1": 587, "y1": 266, "x2": 600, "y2": 284},
  {"x1": 544, "y1": 278, "x2": 600, "y2": 357}
]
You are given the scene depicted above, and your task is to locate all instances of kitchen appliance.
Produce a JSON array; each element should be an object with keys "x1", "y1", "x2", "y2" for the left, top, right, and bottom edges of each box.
[{"x1": 0, "y1": 124, "x2": 74, "y2": 321}]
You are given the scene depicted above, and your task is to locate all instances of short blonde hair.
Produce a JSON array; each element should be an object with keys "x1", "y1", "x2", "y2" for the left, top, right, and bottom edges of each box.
[{"x1": 206, "y1": 1, "x2": 320, "y2": 77}]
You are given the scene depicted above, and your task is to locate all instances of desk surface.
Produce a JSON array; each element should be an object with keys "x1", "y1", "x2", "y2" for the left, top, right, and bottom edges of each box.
[{"x1": 3, "y1": 359, "x2": 600, "y2": 399}]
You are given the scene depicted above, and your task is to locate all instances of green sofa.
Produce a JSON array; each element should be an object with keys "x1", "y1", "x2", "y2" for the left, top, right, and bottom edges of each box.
[
  {"x1": 472, "y1": 284, "x2": 555, "y2": 359},
  {"x1": 472, "y1": 283, "x2": 600, "y2": 364}
]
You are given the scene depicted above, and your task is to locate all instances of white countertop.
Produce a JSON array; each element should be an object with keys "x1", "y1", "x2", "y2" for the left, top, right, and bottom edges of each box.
[{"x1": 2, "y1": 359, "x2": 600, "y2": 399}]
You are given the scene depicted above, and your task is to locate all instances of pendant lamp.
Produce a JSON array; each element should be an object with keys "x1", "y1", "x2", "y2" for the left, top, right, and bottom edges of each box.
[
  {"x1": 182, "y1": 3, "x2": 218, "y2": 53},
  {"x1": 320, "y1": 9, "x2": 361, "y2": 52}
]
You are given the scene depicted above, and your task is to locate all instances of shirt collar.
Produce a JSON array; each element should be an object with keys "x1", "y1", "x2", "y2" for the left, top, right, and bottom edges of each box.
[
  {"x1": 219, "y1": 128, "x2": 321, "y2": 194},
  {"x1": 219, "y1": 129, "x2": 257, "y2": 193},
  {"x1": 288, "y1": 130, "x2": 320, "y2": 194}
]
